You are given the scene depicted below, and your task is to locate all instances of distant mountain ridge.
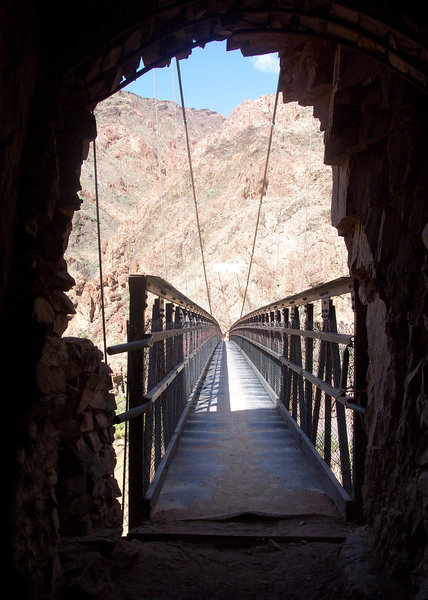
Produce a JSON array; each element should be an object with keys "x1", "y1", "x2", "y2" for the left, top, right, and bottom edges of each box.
[{"x1": 65, "y1": 90, "x2": 348, "y2": 374}]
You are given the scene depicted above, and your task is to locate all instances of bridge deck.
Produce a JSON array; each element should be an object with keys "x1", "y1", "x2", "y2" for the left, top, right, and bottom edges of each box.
[{"x1": 150, "y1": 341, "x2": 341, "y2": 523}]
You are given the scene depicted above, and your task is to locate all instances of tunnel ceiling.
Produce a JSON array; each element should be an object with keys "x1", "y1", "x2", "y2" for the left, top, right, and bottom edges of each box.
[{"x1": 41, "y1": 0, "x2": 428, "y2": 108}]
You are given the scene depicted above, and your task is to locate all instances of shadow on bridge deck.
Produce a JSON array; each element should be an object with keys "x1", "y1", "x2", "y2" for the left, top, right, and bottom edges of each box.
[
  {"x1": 155, "y1": 342, "x2": 341, "y2": 517},
  {"x1": 130, "y1": 341, "x2": 354, "y2": 543}
]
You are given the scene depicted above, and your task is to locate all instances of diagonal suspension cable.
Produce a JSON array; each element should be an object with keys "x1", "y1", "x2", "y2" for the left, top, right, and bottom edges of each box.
[
  {"x1": 240, "y1": 74, "x2": 281, "y2": 319},
  {"x1": 93, "y1": 138, "x2": 108, "y2": 363},
  {"x1": 171, "y1": 64, "x2": 189, "y2": 295},
  {"x1": 175, "y1": 57, "x2": 213, "y2": 315}
]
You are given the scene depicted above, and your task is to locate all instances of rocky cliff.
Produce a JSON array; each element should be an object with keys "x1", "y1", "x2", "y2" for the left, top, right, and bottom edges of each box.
[{"x1": 65, "y1": 90, "x2": 348, "y2": 374}]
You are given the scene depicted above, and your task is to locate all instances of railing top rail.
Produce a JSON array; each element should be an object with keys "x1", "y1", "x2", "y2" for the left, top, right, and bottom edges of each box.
[
  {"x1": 230, "y1": 276, "x2": 355, "y2": 329},
  {"x1": 107, "y1": 323, "x2": 219, "y2": 356},
  {"x1": 231, "y1": 323, "x2": 353, "y2": 345},
  {"x1": 129, "y1": 274, "x2": 221, "y2": 329}
]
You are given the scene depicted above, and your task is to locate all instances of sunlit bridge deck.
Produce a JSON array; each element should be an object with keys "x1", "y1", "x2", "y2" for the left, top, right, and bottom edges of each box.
[{"x1": 151, "y1": 341, "x2": 340, "y2": 523}]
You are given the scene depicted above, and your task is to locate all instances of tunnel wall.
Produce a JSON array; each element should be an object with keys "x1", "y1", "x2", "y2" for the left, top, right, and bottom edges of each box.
[
  {"x1": 1, "y1": 18, "x2": 122, "y2": 592},
  {"x1": 281, "y1": 41, "x2": 427, "y2": 590},
  {"x1": 1, "y1": 4, "x2": 427, "y2": 599}
]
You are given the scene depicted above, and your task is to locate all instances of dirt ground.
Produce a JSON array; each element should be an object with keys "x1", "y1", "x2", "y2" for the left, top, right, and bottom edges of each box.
[
  {"x1": 110, "y1": 538, "x2": 347, "y2": 600},
  {"x1": 58, "y1": 523, "x2": 412, "y2": 600},
  {"x1": 87, "y1": 442, "x2": 412, "y2": 600}
]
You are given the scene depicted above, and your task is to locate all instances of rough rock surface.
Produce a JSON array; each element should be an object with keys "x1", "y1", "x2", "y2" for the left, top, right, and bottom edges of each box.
[
  {"x1": 65, "y1": 90, "x2": 348, "y2": 376},
  {"x1": 56, "y1": 337, "x2": 122, "y2": 537}
]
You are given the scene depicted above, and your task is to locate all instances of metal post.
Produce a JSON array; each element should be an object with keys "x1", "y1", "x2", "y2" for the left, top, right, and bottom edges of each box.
[
  {"x1": 155, "y1": 297, "x2": 165, "y2": 471},
  {"x1": 174, "y1": 305, "x2": 185, "y2": 415},
  {"x1": 312, "y1": 325, "x2": 327, "y2": 446},
  {"x1": 144, "y1": 297, "x2": 164, "y2": 491},
  {"x1": 165, "y1": 302, "x2": 174, "y2": 447},
  {"x1": 283, "y1": 308, "x2": 291, "y2": 411},
  {"x1": 127, "y1": 275, "x2": 147, "y2": 529},
  {"x1": 324, "y1": 301, "x2": 332, "y2": 467},
  {"x1": 292, "y1": 306, "x2": 305, "y2": 428},
  {"x1": 305, "y1": 303, "x2": 314, "y2": 440},
  {"x1": 274, "y1": 309, "x2": 281, "y2": 395},
  {"x1": 269, "y1": 311, "x2": 275, "y2": 388},
  {"x1": 329, "y1": 300, "x2": 352, "y2": 494}
]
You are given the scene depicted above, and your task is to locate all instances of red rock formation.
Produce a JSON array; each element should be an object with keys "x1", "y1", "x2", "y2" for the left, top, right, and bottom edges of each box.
[{"x1": 65, "y1": 91, "x2": 348, "y2": 364}]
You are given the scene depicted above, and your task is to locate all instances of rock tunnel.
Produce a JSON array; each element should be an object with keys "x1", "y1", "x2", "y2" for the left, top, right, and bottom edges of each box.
[{"x1": 1, "y1": 1, "x2": 427, "y2": 598}]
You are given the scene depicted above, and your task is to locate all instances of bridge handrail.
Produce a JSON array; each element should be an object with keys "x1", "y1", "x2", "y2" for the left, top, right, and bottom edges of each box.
[
  {"x1": 115, "y1": 324, "x2": 220, "y2": 422},
  {"x1": 124, "y1": 273, "x2": 221, "y2": 527},
  {"x1": 230, "y1": 332, "x2": 363, "y2": 414},
  {"x1": 228, "y1": 276, "x2": 368, "y2": 517},
  {"x1": 230, "y1": 323, "x2": 353, "y2": 346},
  {"x1": 231, "y1": 276, "x2": 355, "y2": 328},
  {"x1": 144, "y1": 274, "x2": 220, "y2": 327},
  {"x1": 107, "y1": 323, "x2": 216, "y2": 356}
]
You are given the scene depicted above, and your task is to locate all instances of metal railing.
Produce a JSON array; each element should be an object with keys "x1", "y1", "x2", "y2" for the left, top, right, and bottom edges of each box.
[
  {"x1": 229, "y1": 277, "x2": 368, "y2": 520},
  {"x1": 108, "y1": 275, "x2": 222, "y2": 529}
]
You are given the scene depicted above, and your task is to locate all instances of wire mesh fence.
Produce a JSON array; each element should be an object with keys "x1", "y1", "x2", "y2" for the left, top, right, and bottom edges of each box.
[{"x1": 230, "y1": 278, "x2": 367, "y2": 509}]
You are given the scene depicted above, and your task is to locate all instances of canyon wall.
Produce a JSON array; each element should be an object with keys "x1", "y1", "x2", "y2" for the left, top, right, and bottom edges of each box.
[{"x1": 65, "y1": 90, "x2": 349, "y2": 382}]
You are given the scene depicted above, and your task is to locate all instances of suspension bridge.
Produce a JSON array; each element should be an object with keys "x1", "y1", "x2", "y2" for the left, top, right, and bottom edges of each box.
[
  {"x1": 93, "y1": 58, "x2": 368, "y2": 542},
  {"x1": 107, "y1": 274, "x2": 367, "y2": 542}
]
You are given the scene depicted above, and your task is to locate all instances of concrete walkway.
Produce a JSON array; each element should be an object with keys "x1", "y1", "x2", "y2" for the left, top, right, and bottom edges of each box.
[{"x1": 151, "y1": 341, "x2": 340, "y2": 522}]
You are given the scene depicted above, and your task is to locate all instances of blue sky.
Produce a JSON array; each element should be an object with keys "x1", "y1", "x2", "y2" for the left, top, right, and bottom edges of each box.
[{"x1": 124, "y1": 41, "x2": 280, "y2": 117}]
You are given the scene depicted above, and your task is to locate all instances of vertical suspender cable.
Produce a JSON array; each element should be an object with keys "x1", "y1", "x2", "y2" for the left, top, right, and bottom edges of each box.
[
  {"x1": 93, "y1": 139, "x2": 108, "y2": 363},
  {"x1": 153, "y1": 70, "x2": 168, "y2": 280},
  {"x1": 240, "y1": 75, "x2": 281, "y2": 318},
  {"x1": 171, "y1": 63, "x2": 179, "y2": 141},
  {"x1": 275, "y1": 128, "x2": 287, "y2": 291},
  {"x1": 175, "y1": 57, "x2": 213, "y2": 315},
  {"x1": 301, "y1": 126, "x2": 312, "y2": 289},
  {"x1": 171, "y1": 63, "x2": 189, "y2": 295}
]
